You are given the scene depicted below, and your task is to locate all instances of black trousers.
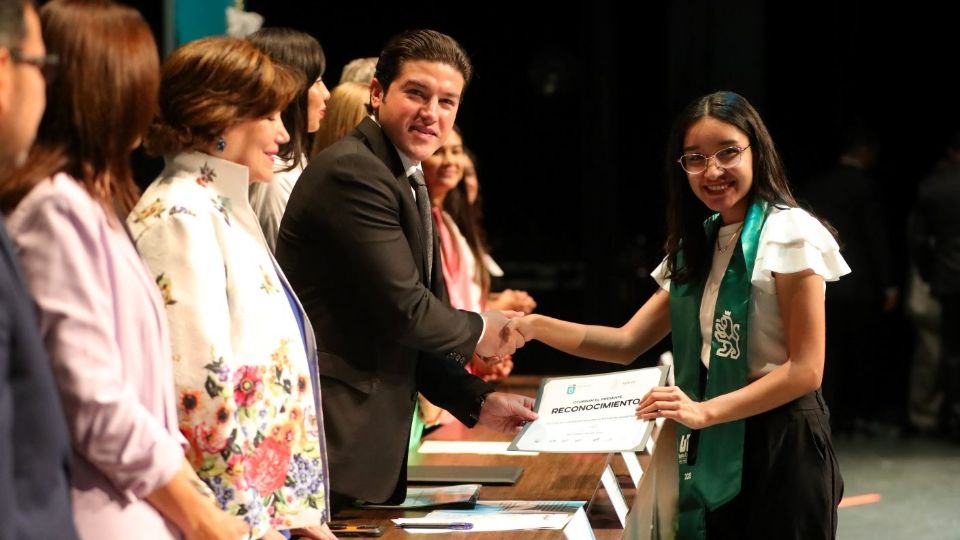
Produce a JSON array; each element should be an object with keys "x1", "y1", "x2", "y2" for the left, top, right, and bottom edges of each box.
[
  {"x1": 939, "y1": 293, "x2": 960, "y2": 438},
  {"x1": 705, "y1": 391, "x2": 844, "y2": 540}
]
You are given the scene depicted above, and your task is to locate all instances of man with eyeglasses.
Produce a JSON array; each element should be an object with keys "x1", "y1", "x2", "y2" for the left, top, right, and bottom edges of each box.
[
  {"x1": 0, "y1": 0, "x2": 49, "y2": 166},
  {"x1": 0, "y1": 1, "x2": 79, "y2": 538}
]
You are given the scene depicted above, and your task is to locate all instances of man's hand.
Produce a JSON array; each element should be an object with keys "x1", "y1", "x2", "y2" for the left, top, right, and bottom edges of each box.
[
  {"x1": 476, "y1": 310, "x2": 526, "y2": 360},
  {"x1": 477, "y1": 392, "x2": 538, "y2": 433}
]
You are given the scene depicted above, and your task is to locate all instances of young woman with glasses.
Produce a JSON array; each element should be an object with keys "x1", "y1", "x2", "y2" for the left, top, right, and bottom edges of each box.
[{"x1": 515, "y1": 91, "x2": 848, "y2": 539}]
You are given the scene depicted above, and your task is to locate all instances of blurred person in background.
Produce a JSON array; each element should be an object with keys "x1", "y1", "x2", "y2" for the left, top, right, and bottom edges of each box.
[{"x1": 248, "y1": 27, "x2": 330, "y2": 252}]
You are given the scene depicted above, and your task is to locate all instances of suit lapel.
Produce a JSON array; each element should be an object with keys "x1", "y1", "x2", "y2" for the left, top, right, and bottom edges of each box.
[{"x1": 354, "y1": 118, "x2": 439, "y2": 291}]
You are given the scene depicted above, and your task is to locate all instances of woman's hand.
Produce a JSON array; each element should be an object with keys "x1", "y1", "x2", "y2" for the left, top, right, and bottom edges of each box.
[
  {"x1": 147, "y1": 459, "x2": 251, "y2": 540},
  {"x1": 183, "y1": 512, "x2": 249, "y2": 540},
  {"x1": 488, "y1": 289, "x2": 537, "y2": 314},
  {"x1": 636, "y1": 386, "x2": 712, "y2": 430},
  {"x1": 470, "y1": 353, "x2": 514, "y2": 381},
  {"x1": 513, "y1": 314, "x2": 538, "y2": 342}
]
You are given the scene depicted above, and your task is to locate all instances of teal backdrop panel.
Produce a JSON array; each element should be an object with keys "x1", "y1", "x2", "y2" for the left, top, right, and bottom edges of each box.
[{"x1": 174, "y1": 0, "x2": 233, "y2": 47}]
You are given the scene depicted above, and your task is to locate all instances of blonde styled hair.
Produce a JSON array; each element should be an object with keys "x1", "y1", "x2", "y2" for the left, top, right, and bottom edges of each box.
[{"x1": 311, "y1": 81, "x2": 369, "y2": 156}]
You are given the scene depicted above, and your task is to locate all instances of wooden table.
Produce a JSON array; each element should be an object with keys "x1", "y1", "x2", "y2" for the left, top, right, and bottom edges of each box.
[{"x1": 331, "y1": 376, "x2": 632, "y2": 539}]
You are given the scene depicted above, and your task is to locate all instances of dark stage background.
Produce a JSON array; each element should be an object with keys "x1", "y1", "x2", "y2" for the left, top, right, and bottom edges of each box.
[{"x1": 123, "y1": 1, "x2": 956, "y2": 420}]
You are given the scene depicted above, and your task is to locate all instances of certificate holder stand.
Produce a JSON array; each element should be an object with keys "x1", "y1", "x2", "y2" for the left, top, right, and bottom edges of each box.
[
  {"x1": 621, "y1": 451, "x2": 644, "y2": 488},
  {"x1": 621, "y1": 415, "x2": 665, "y2": 488},
  {"x1": 598, "y1": 453, "x2": 631, "y2": 527},
  {"x1": 623, "y1": 420, "x2": 678, "y2": 540},
  {"x1": 603, "y1": 416, "x2": 666, "y2": 528}
]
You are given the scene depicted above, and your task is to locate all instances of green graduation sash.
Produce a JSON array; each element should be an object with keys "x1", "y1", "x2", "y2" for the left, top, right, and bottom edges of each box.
[{"x1": 669, "y1": 199, "x2": 767, "y2": 539}]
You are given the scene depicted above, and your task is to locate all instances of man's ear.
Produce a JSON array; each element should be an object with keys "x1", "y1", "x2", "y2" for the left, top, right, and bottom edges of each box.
[{"x1": 369, "y1": 78, "x2": 384, "y2": 114}]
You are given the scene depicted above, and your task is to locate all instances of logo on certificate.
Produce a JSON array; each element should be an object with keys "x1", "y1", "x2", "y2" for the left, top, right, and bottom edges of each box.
[{"x1": 566, "y1": 384, "x2": 576, "y2": 395}]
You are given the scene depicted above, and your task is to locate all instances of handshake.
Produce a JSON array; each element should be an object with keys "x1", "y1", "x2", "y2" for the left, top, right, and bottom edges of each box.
[
  {"x1": 472, "y1": 310, "x2": 541, "y2": 434},
  {"x1": 474, "y1": 310, "x2": 532, "y2": 364}
]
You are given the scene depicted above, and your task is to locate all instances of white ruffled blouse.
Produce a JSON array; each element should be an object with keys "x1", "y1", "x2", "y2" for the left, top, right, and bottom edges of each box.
[{"x1": 652, "y1": 206, "x2": 851, "y2": 379}]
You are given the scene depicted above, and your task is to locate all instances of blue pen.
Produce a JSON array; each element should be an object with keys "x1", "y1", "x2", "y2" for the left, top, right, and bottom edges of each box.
[{"x1": 397, "y1": 522, "x2": 473, "y2": 530}]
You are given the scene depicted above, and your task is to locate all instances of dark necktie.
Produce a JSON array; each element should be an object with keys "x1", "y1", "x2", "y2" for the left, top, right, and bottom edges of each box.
[{"x1": 408, "y1": 170, "x2": 433, "y2": 287}]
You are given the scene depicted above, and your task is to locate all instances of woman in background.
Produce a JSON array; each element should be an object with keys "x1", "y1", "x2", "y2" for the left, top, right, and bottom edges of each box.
[
  {"x1": 457, "y1": 146, "x2": 536, "y2": 315},
  {"x1": 413, "y1": 127, "x2": 536, "y2": 432},
  {"x1": 247, "y1": 27, "x2": 330, "y2": 251},
  {"x1": 310, "y1": 81, "x2": 368, "y2": 157}
]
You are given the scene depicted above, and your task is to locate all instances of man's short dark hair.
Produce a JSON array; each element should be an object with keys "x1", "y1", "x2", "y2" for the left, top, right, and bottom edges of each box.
[
  {"x1": 0, "y1": 0, "x2": 27, "y2": 50},
  {"x1": 375, "y1": 29, "x2": 472, "y2": 97}
]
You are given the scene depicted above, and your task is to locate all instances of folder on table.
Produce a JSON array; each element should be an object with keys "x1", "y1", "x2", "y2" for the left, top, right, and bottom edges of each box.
[{"x1": 407, "y1": 465, "x2": 523, "y2": 485}]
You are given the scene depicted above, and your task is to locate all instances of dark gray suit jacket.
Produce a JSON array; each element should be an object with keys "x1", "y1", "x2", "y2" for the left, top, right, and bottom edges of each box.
[
  {"x1": 0, "y1": 218, "x2": 78, "y2": 539},
  {"x1": 276, "y1": 118, "x2": 492, "y2": 503},
  {"x1": 914, "y1": 162, "x2": 960, "y2": 296}
]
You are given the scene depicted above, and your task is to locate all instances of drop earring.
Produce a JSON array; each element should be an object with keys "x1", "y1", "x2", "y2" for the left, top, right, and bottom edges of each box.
[{"x1": 216, "y1": 136, "x2": 226, "y2": 152}]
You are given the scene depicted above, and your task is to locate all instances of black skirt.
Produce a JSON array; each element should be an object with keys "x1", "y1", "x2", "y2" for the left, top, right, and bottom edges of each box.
[{"x1": 705, "y1": 390, "x2": 844, "y2": 540}]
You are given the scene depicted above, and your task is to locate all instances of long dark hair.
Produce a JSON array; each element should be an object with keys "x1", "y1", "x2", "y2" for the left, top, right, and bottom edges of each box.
[
  {"x1": 663, "y1": 91, "x2": 800, "y2": 284},
  {"x1": 441, "y1": 141, "x2": 491, "y2": 298},
  {"x1": 0, "y1": 0, "x2": 159, "y2": 215},
  {"x1": 247, "y1": 27, "x2": 325, "y2": 171}
]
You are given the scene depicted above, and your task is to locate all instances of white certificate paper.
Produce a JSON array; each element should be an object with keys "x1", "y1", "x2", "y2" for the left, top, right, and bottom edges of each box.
[{"x1": 508, "y1": 366, "x2": 669, "y2": 453}]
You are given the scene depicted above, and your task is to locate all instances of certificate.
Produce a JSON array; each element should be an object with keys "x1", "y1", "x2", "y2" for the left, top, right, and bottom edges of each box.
[{"x1": 508, "y1": 365, "x2": 669, "y2": 453}]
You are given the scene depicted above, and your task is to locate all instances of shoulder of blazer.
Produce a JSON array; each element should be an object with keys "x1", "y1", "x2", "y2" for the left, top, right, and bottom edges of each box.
[{"x1": 354, "y1": 117, "x2": 406, "y2": 180}]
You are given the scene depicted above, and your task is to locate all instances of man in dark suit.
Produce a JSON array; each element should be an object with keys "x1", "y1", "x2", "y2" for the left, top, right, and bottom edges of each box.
[
  {"x1": 802, "y1": 130, "x2": 898, "y2": 433},
  {"x1": 914, "y1": 132, "x2": 960, "y2": 441},
  {"x1": 276, "y1": 29, "x2": 537, "y2": 507},
  {"x1": 0, "y1": 1, "x2": 79, "y2": 537}
]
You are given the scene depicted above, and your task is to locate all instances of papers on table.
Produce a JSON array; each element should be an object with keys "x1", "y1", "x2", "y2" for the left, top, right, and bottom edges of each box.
[
  {"x1": 417, "y1": 440, "x2": 539, "y2": 456},
  {"x1": 393, "y1": 500, "x2": 584, "y2": 533},
  {"x1": 509, "y1": 366, "x2": 669, "y2": 453}
]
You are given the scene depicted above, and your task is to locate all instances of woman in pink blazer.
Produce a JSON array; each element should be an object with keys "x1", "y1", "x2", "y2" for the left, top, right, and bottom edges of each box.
[{"x1": 1, "y1": 1, "x2": 248, "y2": 538}]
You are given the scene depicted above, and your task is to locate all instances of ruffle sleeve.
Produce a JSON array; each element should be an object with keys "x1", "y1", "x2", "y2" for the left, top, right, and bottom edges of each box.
[
  {"x1": 651, "y1": 257, "x2": 671, "y2": 291},
  {"x1": 752, "y1": 207, "x2": 851, "y2": 294}
]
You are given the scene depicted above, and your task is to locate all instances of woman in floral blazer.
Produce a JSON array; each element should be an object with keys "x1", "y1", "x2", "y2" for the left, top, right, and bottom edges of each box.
[{"x1": 127, "y1": 37, "x2": 333, "y2": 540}]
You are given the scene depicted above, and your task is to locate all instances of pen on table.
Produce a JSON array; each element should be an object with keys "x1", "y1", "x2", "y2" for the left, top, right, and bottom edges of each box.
[{"x1": 396, "y1": 522, "x2": 473, "y2": 530}]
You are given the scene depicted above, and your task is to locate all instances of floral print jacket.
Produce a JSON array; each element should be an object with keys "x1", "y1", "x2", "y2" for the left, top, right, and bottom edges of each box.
[{"x1": 127, "y1": 153, "x2": 329, "y2": 537}]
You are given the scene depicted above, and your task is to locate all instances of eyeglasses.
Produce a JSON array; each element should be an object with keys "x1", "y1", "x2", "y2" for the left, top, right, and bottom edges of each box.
[
  {"x1": 10, "y1": 48, "x2": 59, "y2": 82},
  {"x1": 677, "y1": 145, "x2": 750, "y2": 174}
]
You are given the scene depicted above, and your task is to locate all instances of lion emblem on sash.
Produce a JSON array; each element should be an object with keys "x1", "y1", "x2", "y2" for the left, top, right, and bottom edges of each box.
[{"x1": 714, "y1": 310, "x2": 741, "y2": 359}]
